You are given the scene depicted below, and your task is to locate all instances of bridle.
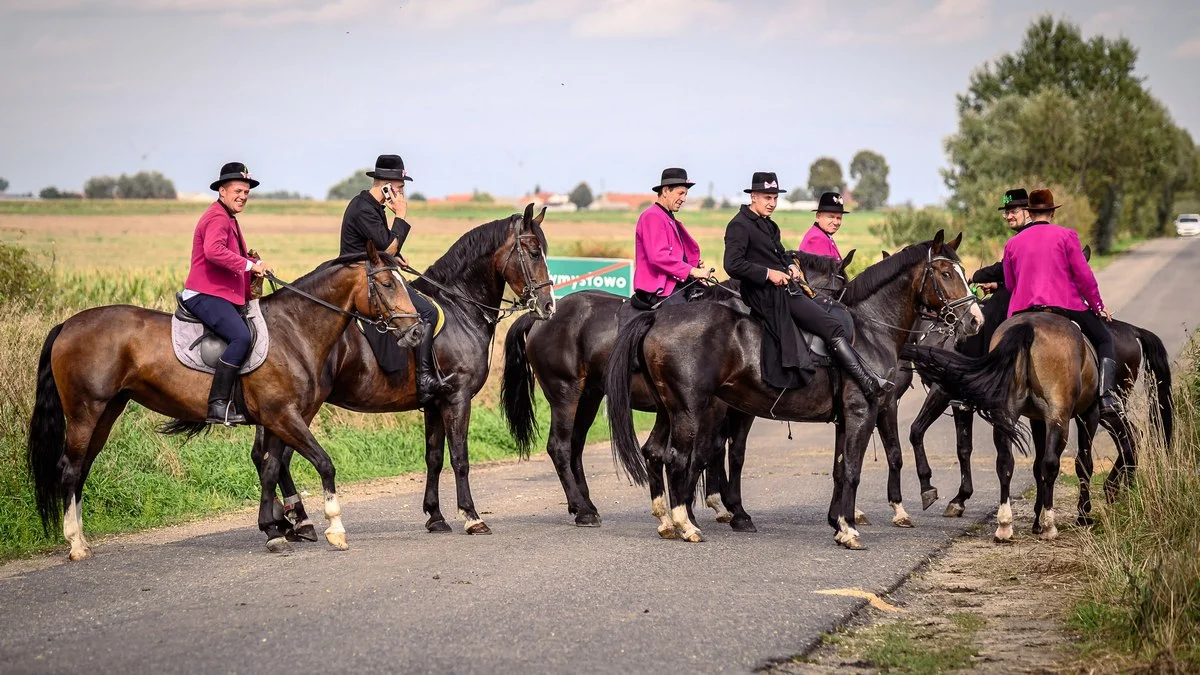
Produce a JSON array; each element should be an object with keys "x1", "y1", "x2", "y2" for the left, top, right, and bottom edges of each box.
[
  {"x1": 916, "y1": 248, "x2": 979, "y2": 338},
  {"x1": 266, "y1": 259, "x2": 420, "y2": 334}
]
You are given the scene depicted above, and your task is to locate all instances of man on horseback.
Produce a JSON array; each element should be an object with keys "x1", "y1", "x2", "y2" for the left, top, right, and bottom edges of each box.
[
  {"x1": 338, "y1": 154, "x2": 449, "y2": 406},
  {"x1": 798, "y1": 192, "x2": 847, "y2": 262},
  {"x1": 723, "y1": 171, "x2": 892, "y2": 398},
  {"x1": 957, "y1": 188, "x2": 1029, "y2": 361},
  {"x1": 632, "y1": 168, "x2": 712, "y2": 310},
  {"x1": 181, "y1": 162, "x2": 273, "y2": 425},
  {"x1": 1003, "y1": 188, "x2": 1122, "y2": 416}
]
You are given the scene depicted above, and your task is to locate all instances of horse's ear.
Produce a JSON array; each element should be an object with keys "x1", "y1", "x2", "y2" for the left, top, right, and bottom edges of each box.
[
  {"x1": 522, "y1": 202, "x2": 535, "y2": 228},
  {"x1": 533, "y1": 205, "x2": 547, "y2": 227},
  {"x1": 1082, "y1": 244, "x2": 1092, "y2": 262},
  {"x1": 949, "y1": 232, "x2": 963, "y2": 251},
  {"x1": 366, "y1": 239, "x2": 382, "y2": 267},
  {"x1": 840, "y1": 249, "x2": 856, "y2": 271},
  {"x1": 881, "y1": 250, "x2": 890, "y2": 259},
  {"x1": 932, "y1": 229, "x2": 945, "y2": 253}
]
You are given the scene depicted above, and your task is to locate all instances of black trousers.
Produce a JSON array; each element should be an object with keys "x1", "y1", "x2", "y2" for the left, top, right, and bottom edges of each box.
[
  {"x1": 410, "y1": 291, "x2": 439, "y2": 326},
  {"x1": 1020, "y1": 306, "x2": 1114, "y2": 362},
  {"x1": 785, "y1": 292, "x2": 846, "y2": 343}
]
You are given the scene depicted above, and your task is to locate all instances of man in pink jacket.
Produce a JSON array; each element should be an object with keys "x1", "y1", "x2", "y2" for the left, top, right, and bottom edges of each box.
[
  {"x1": 1003, "y1": 188, "x2": 1120, "y2": 416},
  {"x1": 181, "y1": 162, "x2": 274, "y2": 425},
  {"x1": 632, "y1": 167, "x2": 710, "y2": 309},
  {"x1": 798, "y1": 192, "x2": 847, "y2": 262}
]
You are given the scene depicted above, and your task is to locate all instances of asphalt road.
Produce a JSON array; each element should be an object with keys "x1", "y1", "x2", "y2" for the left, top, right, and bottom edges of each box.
[{"x1": 2, "y1": 237, "x2": 1197, "y2": 675}]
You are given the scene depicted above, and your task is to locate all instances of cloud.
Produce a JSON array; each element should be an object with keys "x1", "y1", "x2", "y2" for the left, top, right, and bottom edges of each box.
[
  {"x1": 570, "y1": 0, "x2": 734, "y2": 39},
  {"x1": 1173, "y1": 37, "x2": 1200, "y2": 59},
  {"x1": 763, "y1": 0, "x2": 991, "y2": 47},
  {"x1": 1083, "y1": 4, "x2": 1140, "y2": 35}
]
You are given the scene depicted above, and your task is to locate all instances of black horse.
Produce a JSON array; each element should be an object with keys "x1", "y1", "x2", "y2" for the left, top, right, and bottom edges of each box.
[
  {"x1": 606, "y1": 232, "x2": 982, "y2": 549},
  {"x1": 502, "y1": 251, "x2": 854, "y2": 531},
  {"x1": 260, "y1": 206, "x2": 556, "y2": 544}
]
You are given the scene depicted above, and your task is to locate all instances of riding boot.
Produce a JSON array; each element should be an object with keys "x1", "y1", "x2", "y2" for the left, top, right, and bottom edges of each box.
[
  {"x1": 829, "y1": 337, "x2": 895, "y2": 399},
  {"x1": 1098, "y1": 357, "x2": 1125, "y2": 417},
  {"x1": 415, "y1": 330, "x2": 451, "y2": 406},
  {"x1": 206, "y1": 359, "x2": 247, "y2": 426}
]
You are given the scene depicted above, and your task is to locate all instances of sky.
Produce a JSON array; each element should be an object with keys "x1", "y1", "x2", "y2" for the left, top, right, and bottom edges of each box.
[{"x1": 1, "y1": 0, "x2": 1198, "y2": 204}]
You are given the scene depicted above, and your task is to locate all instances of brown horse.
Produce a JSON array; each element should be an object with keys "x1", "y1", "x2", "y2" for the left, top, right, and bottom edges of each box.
[
  {"x1": 902, "y1": 311, "x2": 1137, "y2": 542},
  {"x1": 27, "y1": 243, "x2": 422, "y2": 559}
]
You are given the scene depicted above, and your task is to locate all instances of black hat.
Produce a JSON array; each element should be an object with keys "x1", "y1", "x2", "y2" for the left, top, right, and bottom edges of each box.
[
  {"x1": 744, "y1": 171, "x2": 787, "y2": 194},
  {"x1": 209, "y1": 162, "x2": 259, "y2": 191},
  {"x1": 998, "y1": 188, "x2": 1029, "y2": 211},
  {"x1": 814, "y1": 191, "x2": 850, "y2": 214},
  {"x1": 365, "y1": 154, "x2": 413, "y2": 181},
  {"x1": 651, "y1": 167, "x2": 695, "y2": 194},
  {"x1": 1027, "y1": 188, "x2": 1062, "y2": 212}
]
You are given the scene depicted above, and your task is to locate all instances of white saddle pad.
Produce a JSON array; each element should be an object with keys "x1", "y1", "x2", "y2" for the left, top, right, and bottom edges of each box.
[{"x1": 171, "y1": 299, "x2": 269, "y2": 374}]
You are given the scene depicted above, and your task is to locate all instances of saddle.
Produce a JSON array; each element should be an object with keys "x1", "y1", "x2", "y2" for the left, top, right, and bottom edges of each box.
[
  {"x1": 617, "y1": 284, "x2": 711, "y2": 333},
  {"x1": 786, "y1": 295, "x2": 854, "y2": 366},
  {"x1": 359, "y1": 293, "x2": 446, "y2": 374},
  {"x1": 171, "y1": 294, "x2": 269, "y2": 374}
]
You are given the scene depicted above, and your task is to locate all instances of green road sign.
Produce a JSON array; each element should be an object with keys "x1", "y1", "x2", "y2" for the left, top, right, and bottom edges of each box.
[{"x1": 546, "y1": 256, "x2": 634, "y2": 299}]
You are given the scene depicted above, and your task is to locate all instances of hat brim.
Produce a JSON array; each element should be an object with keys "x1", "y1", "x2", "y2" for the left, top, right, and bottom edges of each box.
[
  {"x1": 744, "y1": 188, "x2": 787, "y2": 194},
  {"x1": 652, "y1": 180, "x2": 696, "y2": 192},
  {"x1": 1028, "y1": 202, "x2": 1062, "y2": 211},
  {"x1": 998, "y1": 201, "x2": 1029, "y2": 211},
  {"x1": 210, "y1": 176, "x2": 260, "y2": 191},
  {"x1": 814, "y1": 206, "x2": 850, "y2": 214},
  {"x1": 365, "y1": 170, "x2": 413, "y2": 181}
]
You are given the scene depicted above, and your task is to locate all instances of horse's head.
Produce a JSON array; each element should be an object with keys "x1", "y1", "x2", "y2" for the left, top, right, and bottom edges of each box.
[
  {"x1": 915, "y1": 230, "x2": 983, "y2": 338},
  {"x1": 496, "y1": 203, "x2": 555, "y2": 320},
  {"x1": 791, "y1": 249, "x2": 855, "y2": 301},
  {"x1": 360, "y1": 240, "x2": 425, "y2": 348}
]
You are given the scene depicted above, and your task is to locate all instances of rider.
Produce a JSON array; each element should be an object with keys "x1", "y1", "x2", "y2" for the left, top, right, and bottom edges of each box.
[
  {"x1": 632, "y1": 167, "x2": 712, "y2": 309},
  {"x1": 797, "y1": 192, "x2": 846, "y2": 262},
  {"x1": 724, "y1": 171, "x2": 892, "y2": 398},
  {"x1": 1003, "y1": 188, "x2": 1122, "y2": 416},
  {"x1": 181, "y1": 162, "x2": 274, "y2": 426},
  {"x1": 961, "y1": 188, "x2": 1028, "y2": 358},
  {"x1": 339, "y1": 154, "x2": 449, "y2": 406}
]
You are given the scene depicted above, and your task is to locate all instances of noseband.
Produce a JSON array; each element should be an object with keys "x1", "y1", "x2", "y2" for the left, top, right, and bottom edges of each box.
[
  {"x1": 504, "y1": 220, "x2": 553, "y2": 312},
  {"x1": 365, "y1": 261, "x2": 422, "y2": 333},
  {"x1": 918, "y1": 248, "x2": 978, "y2": 337}
]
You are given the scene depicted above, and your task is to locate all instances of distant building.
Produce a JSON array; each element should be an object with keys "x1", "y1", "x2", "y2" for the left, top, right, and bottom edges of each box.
[
  {"x1": 590, "y1": 192, "x2": 652, "y2": 211},
  {"x1": 519, "y1": 191, "x2": 576, "y2": 211}
]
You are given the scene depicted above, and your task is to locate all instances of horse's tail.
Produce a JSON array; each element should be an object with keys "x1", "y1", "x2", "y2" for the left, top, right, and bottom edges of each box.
[
  {"x1": 605, "y1": 312, "x2": 656, "y2": 486},
  {"x1": 500, "y1": 312, "x2": 540, "y2": 459},
  {"x1": 27, "y1": 324, "x2": 66, "y2": 533},
  {"x1": 901, "y1": 323, "x2": 1034, "y2": 455},
  {"x1": 1135, "y1": 325, "x2": 1174, "y2": 446},
  {"x1": 157, "y1": 419, "x2": 210, "y2": 441}
]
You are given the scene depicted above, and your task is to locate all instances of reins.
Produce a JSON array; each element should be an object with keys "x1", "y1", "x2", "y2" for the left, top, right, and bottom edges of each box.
[{"x1": 264, "y1": 260, "x2": 420, "y2": 334}]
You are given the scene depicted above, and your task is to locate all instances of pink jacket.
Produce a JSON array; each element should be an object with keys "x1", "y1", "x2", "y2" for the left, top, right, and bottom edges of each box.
[
  {"x1": 1003, "y1": 222, "x2": 1105, "y2": 317},
  {"x1": 634, "y1": 204, "x2": 701, "y2": 296},
  {"x1": 798, "y1": 224, "x2": 841, "y2": 261},
  {"x1": 184, "y1": 201, "x2": 255, "y2": 305}
]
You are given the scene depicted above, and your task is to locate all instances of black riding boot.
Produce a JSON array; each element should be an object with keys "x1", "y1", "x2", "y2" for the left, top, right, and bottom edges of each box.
[
  {"x1": 207, "y1": 359, "x2": 247, "y2": 426},
  {"x1": 1098, "y1": 357, "x2": 1124, "y2": 417},
  {"x1": 415, "y1": 330, "x2": 450, "y2": 406},
  {"x1": 830, "y1": 337, "x2": 894, "y2": 399}
]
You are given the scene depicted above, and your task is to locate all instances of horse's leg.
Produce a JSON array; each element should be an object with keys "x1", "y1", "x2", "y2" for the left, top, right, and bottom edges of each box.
[
  {"x1": 827, "y1": 421, "x2": 848, "y2": 539},
  {"x1": 944, "y1": 407, "x2": 975, "y2": 518},
  {"x1": 64, "y1": 397, "x2": 129, "y2": 561},
  {"x1": 642, "y1": 413, "x2": 676, "y2": 539},
  {"x1": 876, "y1": 399, "x2": 913, "y2": 528},
  {"x1": 834, "y1": 407, "x2": 874, "y2": 550},
  {"x1": 910, "y1": 384, "x2": 951, "y2": 511},
  {"x1": 251, "y1": 428, "x2": 300, "y2": 541},
  {"x1": 545, "y1": 394, "x2": 595, "y2": 525},
  {"x1": 1038, "y1": 418, "x2": 1069, "y2": 540},
  {"x1": 1029, "y1": 419, "x2": 1048, "y2": 535},
  {"x1": 665, "y1": 411, "x2": 705, "y2": 543},
  {"x1": 269, "y1": 418, "x2": 349, "y2": 550},
  {"x1": 721, "y1": 411, "x2": 756, "y2": 532},
  {"x1": 993, "y1": 425, "x2": 1016, "y2": 544},
  {"x1": 421, "y1": 406, "x2": 452, "y2": 533},
  {"x1": 704, "y1": 427, "x2": 733, "y2": 524},
  {"x1": 255, "y1": 431, "x2": 293, "y2": 554},
  {"x1": 568, "y1": 391, "x2": 605, "y2": 525},
  {"x1": 276, "y1": 445, "x2": 317, "y2": 542},
  {"x1": 442, "y1": 400, "x2": 490, "y2": 535},
  {"x1": 1074, "y1": 409, "x2": 1099, "y2": 526},
  {"x1": 1103, "y1": 414, "x2": 1136, "y2": 500}
]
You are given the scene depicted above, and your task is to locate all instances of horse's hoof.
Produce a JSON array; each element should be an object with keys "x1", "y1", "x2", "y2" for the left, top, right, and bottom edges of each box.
[
  {"x1": 921, "y1": 488, "x2": 939, "y2": 511},
  {"x1": 682, "y1": 530, "x2": 705, "y2": 543},
  {"x1": 426, "y1": 519, "x2": 452, "y2": 533},
  {"x1": 893, "y1": 515, "x2": 914, "y2": 528},
  {"x1": 465, "y1": 522, "x2": 492, "y2": 535},
  {"x1": 574, "y1": 513, "x2": 601, "y2": 527},
  {"x1": 266, "y1": 537, "x2": 293, "y2": 554},
  {"x1": 1076, "y1": 515, "x2": 1094, "y2": 527},
  {"x1": 715, "y1": 511, "x2": 734, "y2": 524},
  {"x1": 730, "y1": 517, "x2": 757, "y2": 533},
  {"x1": 854, "y1": 512, "x2": 871, "y2": 526},
  {"x1": 1032, "y1": 522, "x2": 1043, "y2": 535},
  {"x1": 1039, "y1": 527, "x2": 1059, "y2": 541},
  {"x1": 287, "y1": 523, "x2": 318, "y2": 542},
  {"x1": 993, "y1": 525, "x2": 1014, "y2": 544},
  {"x1": 325, "y1": 530, "x2": 349, "y2": 550},
  {"x1": 68, "y1": 547, "x2": 92, "y2": 562},
  {"x1": 943, "y1": 502, "x2": 966, "y2": 518},
  {"x1": 657, "y1": 525, "x2": 679, "y2": 540},
  {"x1": 842, "y1": 537, "x2": 866, "y2": 550}
]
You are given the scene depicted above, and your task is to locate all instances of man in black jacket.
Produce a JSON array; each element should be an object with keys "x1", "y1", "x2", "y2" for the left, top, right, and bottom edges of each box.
[
  {"x1": 339, "y1": 154, "x2": 450, "y2": 405},
  {"x1": 723, "y1": 171, "x2": 891, "y2": 397},
  {"x1": 958, "y1": 188, "x2": 1028, "y2": 359}
]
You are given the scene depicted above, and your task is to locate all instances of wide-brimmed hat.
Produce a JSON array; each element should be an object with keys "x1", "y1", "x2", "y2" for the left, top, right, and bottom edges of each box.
[
  {"x1": 744, "y1": 171, "x2": 787, "y2": 194},
  {"x1": 365, "y1": 154, "x2": 413, "y2": 181},
  {"x1": 652, "y1": 167, "x2": 695, "y2": 194},
  {"x1": 998, "y1": 188, "x2": 1029, "y2": 211},
  {"x1": 1027, "y1": 188, "x2": 1061, "y2": 211},
  {"x1": 209, "y1": 162, "x2": 259, "y2": 191},
  {"x1": 814, "y1": 191, "x2": 850, "y2": 214}
]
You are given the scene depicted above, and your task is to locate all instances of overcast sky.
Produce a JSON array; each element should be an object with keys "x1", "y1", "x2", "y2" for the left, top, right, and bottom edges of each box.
[{"x1": 1, "y1": 0, "x2": 1197, "y2": 204}]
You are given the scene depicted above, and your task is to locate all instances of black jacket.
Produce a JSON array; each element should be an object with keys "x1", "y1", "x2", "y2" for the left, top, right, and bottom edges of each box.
[
  {"x1": 723, "y1": 205, "x2": 813, "y2": 389},
  {"x1": 339, "y1": 190, "x2": 413, "y2": 256},
  {"x1": 961, "y1": 261, "x2": 1011, "y2": 358}
]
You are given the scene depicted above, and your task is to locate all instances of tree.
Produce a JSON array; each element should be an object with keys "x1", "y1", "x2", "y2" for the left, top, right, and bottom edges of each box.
[
  {"x1": 471, "y1": 190, "x2": 494, "y2": 203},
  {"x1": 84, "y1": 175, "x2": 118, "y2": 199},
  {"x1": 807, "y1": 157, "x2": 845, "y2": 198},
  {"x1": 786, "y1": 186, "x2": 811, "y2": 203},
  {"x1": 0, "y1": 177, "x2": 8, "y2": 193},
  {"x1": 569, "y1": 182, "x2": 593, "y2": 210},
  {"x1": 39, "y1": 186, "x2": 80, "y2": 199},
  {"x1": 253, "y1": 190, "x2": 310, "y2": 200},
  {"x1": 409, "y1": 192, "x2": 427, "y2": 202},
  {"x1": 327, "y1": 169, "x2": 372, "y2": 201},
  {"x1": 849, "y1": 150, "x2": 890, "y2": 210}
]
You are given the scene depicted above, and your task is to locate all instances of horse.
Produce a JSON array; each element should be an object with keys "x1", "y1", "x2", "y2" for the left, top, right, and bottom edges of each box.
[
  {"x1": 501, "y1": 251, "x2": 855, "y2": 530},
  {"x1": 261, "y1": 205, "x2": 556, "y2": 542},
  {"x1": 26, "y1": 243, "x2": 423, "y2": 559},
  {"x1": 605, "y1": 231, "x2": 983, "y2": 549},
  {"x1": 902, "y1": 311, "x2": 1139, "y2": 542}
]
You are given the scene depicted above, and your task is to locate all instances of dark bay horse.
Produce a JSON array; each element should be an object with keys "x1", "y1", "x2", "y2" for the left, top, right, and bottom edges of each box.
[
  {"x1": 902, "y1": 312, "x2": 1138, "y2": 542},
  {"x1": 606, "y1": 232, "x2": 983, "y2": 549},
  {"x1": 501, "y1": 251, "x2": 855, "y2": 530},
  {"x1": 27, "y1": 243, "x2": 422, "y2": 559},
  {"x1": 263, "y1": 205, "x2": 555, "y2": 541}
]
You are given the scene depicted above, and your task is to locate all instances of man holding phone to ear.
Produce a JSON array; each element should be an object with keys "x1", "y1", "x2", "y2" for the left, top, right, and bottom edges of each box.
[{"x1": 338, "y1": 154, "x2": 451, "y2": 405}]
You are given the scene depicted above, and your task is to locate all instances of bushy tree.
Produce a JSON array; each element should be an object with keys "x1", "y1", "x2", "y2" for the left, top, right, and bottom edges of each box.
[
  {"x1": 849, "y1": 150, "x2": 889, "y2": 210},
  {"x1": 327, "y1": 169, "x2": 372, "y2": 201},
  {"x1": 0, "y1": 177, "x2": 8, "y2": 193},
  {"x1": 569, "y1": 182, "x2": 593, "y2": 209},
  {"x1": 253, "y1": 190, "x2": 310, "y2": 200},
  {"x1": 39, "y1": 186, "x2": 81, "y2": 199},
  {"x1": 806, "y1": 158, "x2": 845, "y2": 199},
  {"x1": 84, "y1": 175, "x2": 118, "y2": 199},
  {"x1": 409, "y1": 192, "x2": 427, "y2": 202},
  {"x1": 786, "y1": 186, "x2": 811, "y2": 203}
]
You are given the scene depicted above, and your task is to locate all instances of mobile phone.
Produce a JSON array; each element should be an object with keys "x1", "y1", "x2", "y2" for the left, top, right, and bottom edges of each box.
[{"x1": 381, "y1": 183, "x2": 394, "y2": 202}]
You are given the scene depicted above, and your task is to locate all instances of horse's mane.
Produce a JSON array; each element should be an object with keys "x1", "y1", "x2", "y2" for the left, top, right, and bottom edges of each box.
[
  {"x1": 422, "y1": 215, "x2": 548, "y2": 285},
  {"x1": 842, "y1": 240, "x2": 958, "y2": 305},
  {"x1": 288, "y1": 250, "x2": 400, "y2": 288},
  {"x1": 791, "y1": 250, "x2": 842, "y2": 278}
]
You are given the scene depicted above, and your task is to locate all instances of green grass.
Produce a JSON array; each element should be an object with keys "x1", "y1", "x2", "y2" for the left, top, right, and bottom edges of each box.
[{"x1": 852, "y1": 614, "x2": 981, "y2": 673}]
